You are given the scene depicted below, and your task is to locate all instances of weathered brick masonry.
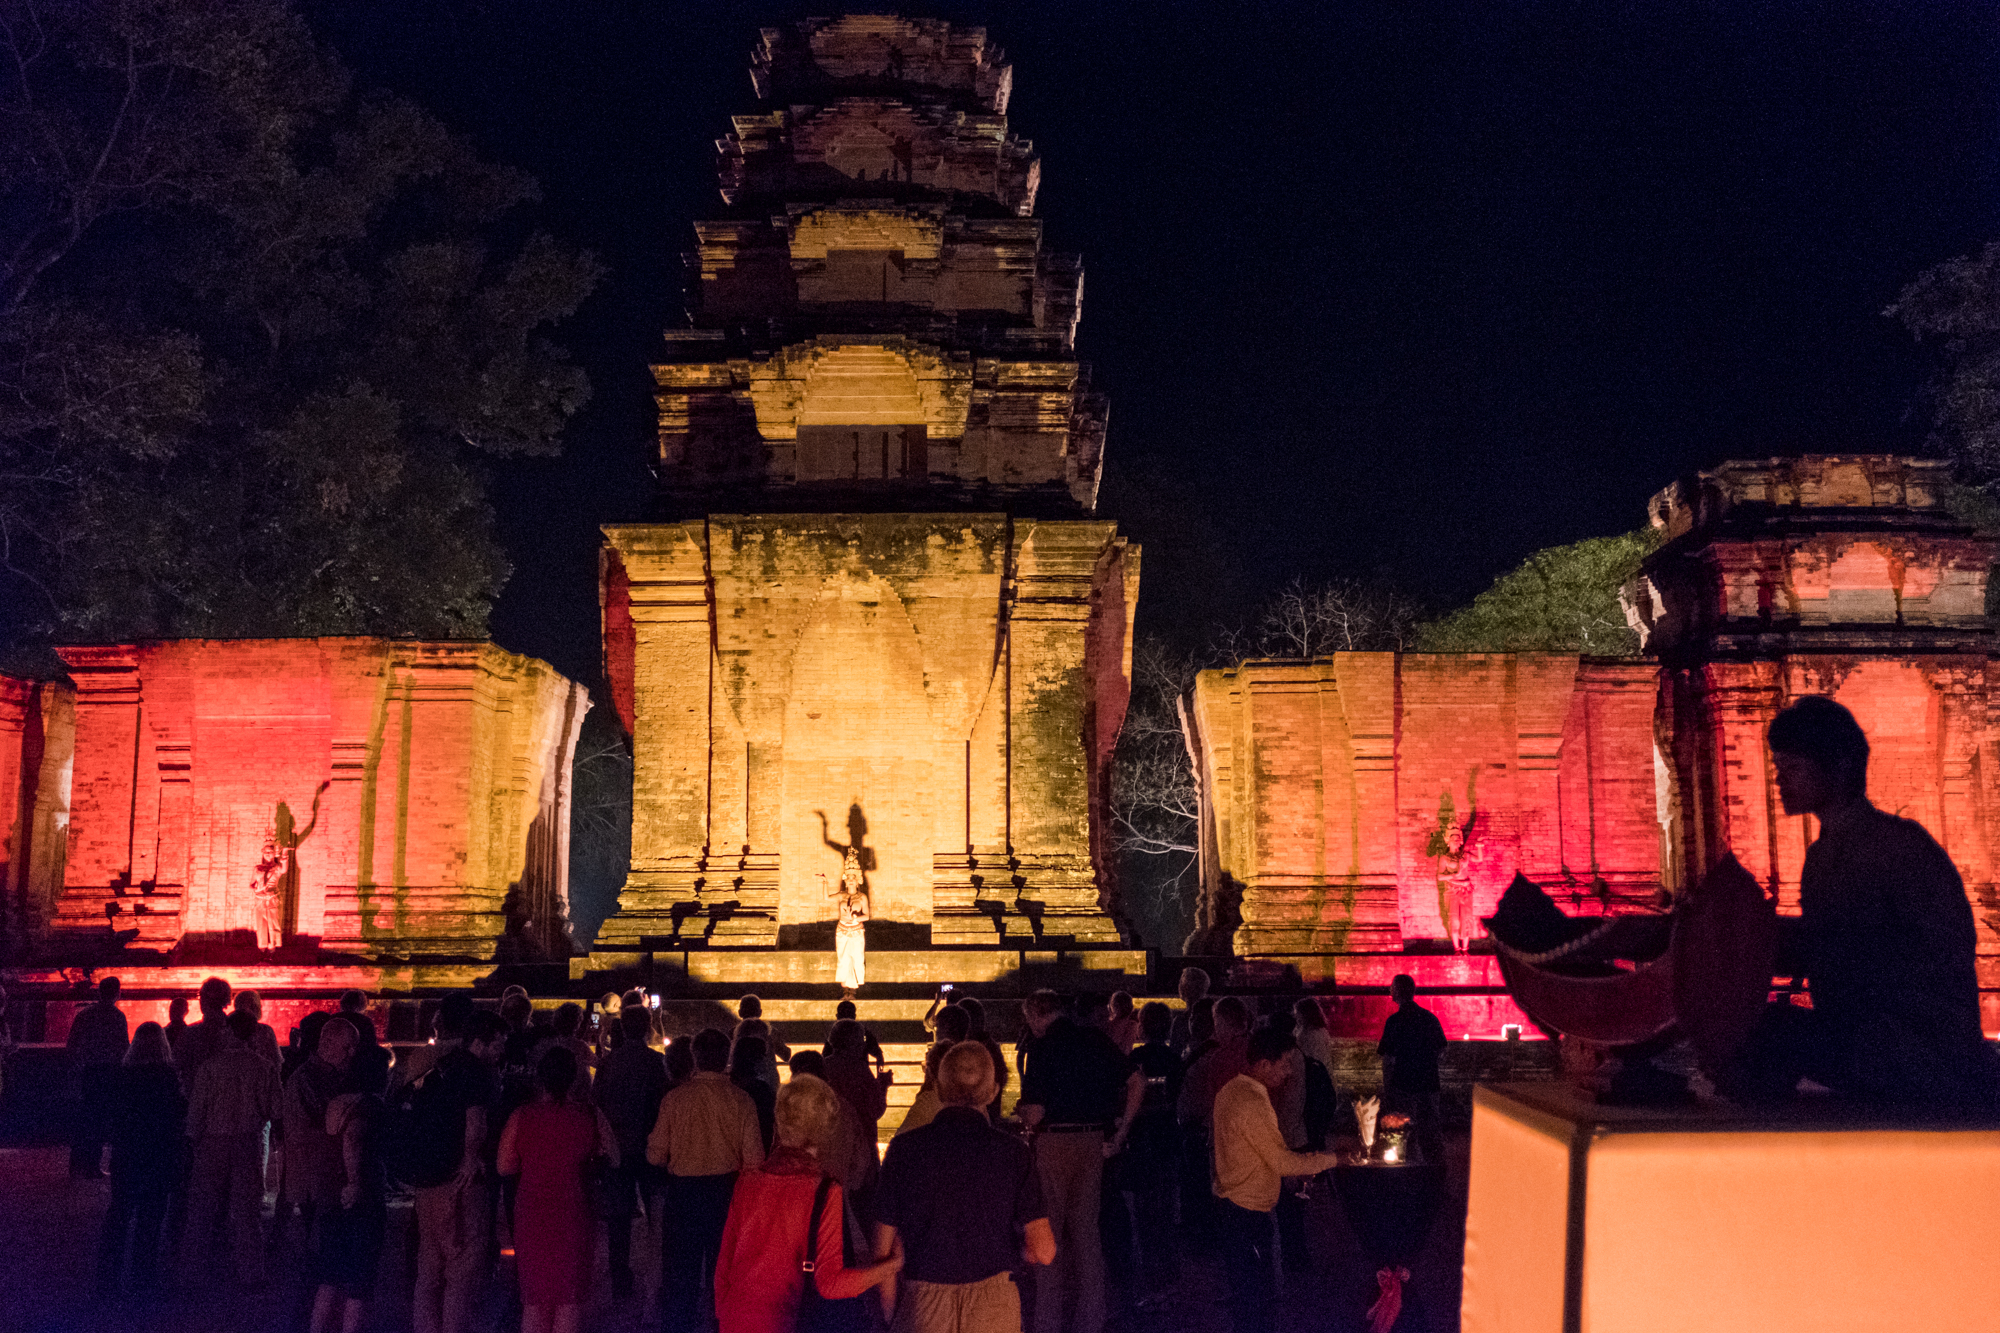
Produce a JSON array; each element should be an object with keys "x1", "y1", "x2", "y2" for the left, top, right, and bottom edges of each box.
[{"x1": 38, "y1": 640, "x2": 586, "y2": 965}]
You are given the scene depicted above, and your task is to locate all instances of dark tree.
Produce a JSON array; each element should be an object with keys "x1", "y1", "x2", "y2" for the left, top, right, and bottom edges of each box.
[
  {"x1": 1889, "y1": 241, "x2": 2000, "y2": 490},
  {"x1": 0, "y1": 0, "x2": 601, "y2": 651}
]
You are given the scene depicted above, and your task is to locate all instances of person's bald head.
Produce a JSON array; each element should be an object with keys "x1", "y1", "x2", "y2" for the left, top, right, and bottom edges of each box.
[{"x1": 935, "y1": 1040, "x2": 998, "y2": 1109}]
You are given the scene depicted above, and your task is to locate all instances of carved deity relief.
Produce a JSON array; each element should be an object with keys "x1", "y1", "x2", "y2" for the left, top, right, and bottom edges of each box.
[{"x1": 1425, "y1": 769, "x2": 1481, "y2": 952}]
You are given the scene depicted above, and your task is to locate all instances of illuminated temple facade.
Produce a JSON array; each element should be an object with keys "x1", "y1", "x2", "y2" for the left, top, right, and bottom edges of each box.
[
  {"x1": 588, "y1": 16, "x2": 1139, "y2": 970},
  {"x1": 2, "y1": 641, "x2": 588, "y2": 979},
  {"x1": 1189, "y1": 456, "x2": 2000, "y2": 1032}
]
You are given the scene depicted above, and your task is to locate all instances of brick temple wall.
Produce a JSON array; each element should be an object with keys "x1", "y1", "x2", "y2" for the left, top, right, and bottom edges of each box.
[
  {"x1": 46, "y1": 640, "x2": 588, "y2": 964},
  {"x1": 1185, "y1": 654, "x2": 1665, "y2": 960},
  {"x1": 594, "y1": 513, "x2": 1137, "y2": 955},
  {"x1": 0, "y1": 677, "x2": 73, "y2": 948}
]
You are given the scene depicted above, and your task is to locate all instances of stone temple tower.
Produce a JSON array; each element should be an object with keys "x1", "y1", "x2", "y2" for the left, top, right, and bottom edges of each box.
[{"x1": 592, "y1": 17, "x2": 1139, "y2": 973}]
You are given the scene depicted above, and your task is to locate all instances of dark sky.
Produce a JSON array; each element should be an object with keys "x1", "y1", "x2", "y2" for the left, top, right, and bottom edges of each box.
[{"x1": 305, "y1": 1, "x2": 2000, "y2": 681}]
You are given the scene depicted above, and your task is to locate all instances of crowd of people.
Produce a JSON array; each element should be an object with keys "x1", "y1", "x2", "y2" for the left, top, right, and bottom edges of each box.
[{"x1": 35, "y1": 967, "x2": 1452, "y2": 1333}]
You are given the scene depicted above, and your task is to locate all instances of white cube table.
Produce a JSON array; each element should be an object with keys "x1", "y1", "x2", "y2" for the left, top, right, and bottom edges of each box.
[{"x1": 1462, "y1": 1081, "x2": 2000, "y2": 1333}]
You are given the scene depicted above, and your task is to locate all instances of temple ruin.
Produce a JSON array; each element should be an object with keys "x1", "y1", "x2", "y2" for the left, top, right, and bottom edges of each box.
[{"x1": 586, "y1": 16, "x2": 1141, "y2": 981}]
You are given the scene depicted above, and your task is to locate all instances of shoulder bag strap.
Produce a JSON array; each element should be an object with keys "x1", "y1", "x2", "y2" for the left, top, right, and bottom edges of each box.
[{"x1": 802, "y1": 1173, "x2": 835, "y2": 1278}]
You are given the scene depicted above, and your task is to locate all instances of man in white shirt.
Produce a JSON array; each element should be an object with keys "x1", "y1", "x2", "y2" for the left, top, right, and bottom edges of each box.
[
  {"x1": 1211, "y1": 1026, "x2": 1344, "y2": 1333},
  {"x1": 648, "y1": 1027, "x2": 765, "y2": 1333}
]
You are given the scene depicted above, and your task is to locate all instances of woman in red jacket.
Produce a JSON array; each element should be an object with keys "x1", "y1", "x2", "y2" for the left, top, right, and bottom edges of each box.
[{"x1": 715, "y1": 1073, "x2": 903, "y2": 1333}]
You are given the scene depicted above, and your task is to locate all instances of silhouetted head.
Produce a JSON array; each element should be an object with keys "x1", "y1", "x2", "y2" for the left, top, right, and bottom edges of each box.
[
  {"x1": 692, "y1": 1027, "x2": 731, "y2": 1073},
  {"x1": 499, "y1": 991, "x2": 532, "y2": 1031},
  {"x1": 126, "y1": 1022, "x2": 170, "y2": 1066},
  {"x1": 538, "y1": 1044, "x2": 579, "y2": 1101},
  {"x1": 436, "y1": 992, "x2": 477, "y2": 1040},
  {"x1": 935, "y1": 1006, "x2": 970, "y2": 1044},
  {"x1": 298, "y1": 1010, "x2": 331, "y2": 1056},
  {"x1": 1178, "y1": 967, "x2": 1211, "y2": 1004},
  {"x1": 317, "y1": 1015, "x2": 358, "y2": 1068},
  {"x1": 1390, "y1": 975, "x2": 1417, "y2": 1006},
  {"x1": 466, "y1": 1012, "x2": 509, "y2": 1064},
  {"x1": 198, "y1": 977, "x2": 231, "y2": 1018},
  {"x1": 827, "y1": 1019, "x2": 866, "y2": 1054},
  {"x1": 1140, "y1": 1001, "x2": 1173, "y2": 1043},
  {"x1": 233, "y1": 989, "x2": 262, "y2": 1021},
  {"x1": 957, "y1": 996, "x2": 987, "y2": 1034},
  {"x1": 553, "y1": 1002, "x2": 583, "y2": 1039},
  {"x1": 1770, "y1": 695, "x2": 1870, "y2": 814},
  {"x1": 227, "y1": 1009, "x2": 259, "y2": 1044},
  {"x1": 97, "y1": 975, "x2": 120, "y2": 1003},
  {"x1": 619, "y1": 1006, "x2": 653, "y2": 1044},
  {"x1": 338, "y1": 989, "x2": 369, "y2": 1014},
  {"x1": 1294, "y1": 998, "x2": 1329, "y2": 1032},
  {"x1": 664, "y1": 1036, "x2": 696, "y2": 1083},
  {"x1": 730, "y1": 1035, "x2": 767, "y2": 1080},
  {"x1": 738, "y1": 994, "x2": 762, "y2": 1020},
  {"x1": 167, "y1": 997, "x2": 188, "y2": 1024},
  {"x1": 834, "y1": 999, "x2": 857, "y2": 1021},
  {"x1": 1214, "y1": 996, "x2": 1251, "y2": 1040},
  {"x1": 1022, "y1": 990, "x2": 1065, "y2": 1037}
]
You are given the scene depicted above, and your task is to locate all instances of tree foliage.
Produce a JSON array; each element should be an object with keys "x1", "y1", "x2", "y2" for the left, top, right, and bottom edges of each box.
[
  {"x1": 1413, "y1": 531, "x2": 1656, "y2": 655},
  {"x1": 1887, "y1": 240, "x2": 2000, "y2": 488},
  {"x1": 0, "y1": 0, "x2": 602, "y2": 648}
]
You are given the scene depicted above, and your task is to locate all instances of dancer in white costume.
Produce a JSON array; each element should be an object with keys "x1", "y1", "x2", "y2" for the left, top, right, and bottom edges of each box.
[{"x1": 825, "y1": 850, "x2": 870, "y2": 996}]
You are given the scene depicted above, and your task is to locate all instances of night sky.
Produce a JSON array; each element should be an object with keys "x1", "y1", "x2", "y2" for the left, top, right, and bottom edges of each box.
[{"x1": 305, "y1": 1, "x2": 2000, "y2": 682}]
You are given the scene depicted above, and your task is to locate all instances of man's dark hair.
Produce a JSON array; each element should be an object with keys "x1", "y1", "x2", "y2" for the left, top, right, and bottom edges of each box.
[
  {"x1": 834, "y1": 999, "x2": 857, "y2": 1020},
  {"x1": 1390, "y1": 974, "x2": 1416, "y2": 1001},
  {"x1": 538, "y1": 1045, "x2": 579, "y2": 1101},
  {"x1": 338, "y1": 989, "x2": 368, "y2": 1013},
  {"x1": 620, "y1": 1006, "x2": 653, "y2": 1041},
  {"x1": 789, "y1": 1049, "x2": 827, "y2": 1079},
  {"x1": 1140, "y1": 1001, "x2": 1172, "y2": 1042},
  {"x1": 299, "y1": 1010, "x2": 331, "y2": 1054},
  {"x1": 1247, "y1": 1025, "x2": 1296, "y2": 1067},
  {"x1": 436, "y1": 992, "x2": 477, "y2": 1039},
  {"x1": 730, "y1": 1035, "x2": 767, "y2": 1078},
  {"x1": 827, "y1": 1018, "x2": 866, "y2": 1054},
  {"x1": 665, "y1": 1036, "x2": 697, "y2": 1083},
  {"x1": 935, "y1": 1006, "x2": 971, "y2": 1043},
  {"x1": 1023, "y1": 989, "x2": 1065, "y2": 1021},
  {"x1": 738, "y1": 994, "x2": 762, "y2": 1020},
  {"x1": 227, "y1": 1009, "x2": 258, "y2": 1042},
  {"x1": 553, "y1": 1002, "x2": 583, "y2": 1038},
  {"x1": 1769, "y1": 695, "x2": 1870, "y2": 798},
  {"x1": 692, "y1": 1027, "x2": 731, "y2": 1072},
  {"x1": 198, "y1": 976, "x2": 231, "y2": 1015},
  {"x1": 98, "y1": 975, "x2": 120, "y2": 1000},
  {"x1": 1214, "y1": 995, "x2": 1251, "y2": 1035},
  {"x1": 465, "y1": 1011, "x2": 509, "y2": 1046}
]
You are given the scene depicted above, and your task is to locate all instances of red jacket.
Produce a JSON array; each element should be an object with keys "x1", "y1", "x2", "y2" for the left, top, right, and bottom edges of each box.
[{"x1": 715, "y1": 1147, "x2": 875, "y2": 1333}]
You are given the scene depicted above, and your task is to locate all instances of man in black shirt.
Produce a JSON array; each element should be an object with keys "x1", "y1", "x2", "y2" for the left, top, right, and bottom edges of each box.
[
  {"x1": 407, "y1": 1009, "x2": 505, "y2": 1333},
  {"x1": 876, "y1": 1042, "x2": 1054, "y2": 1333},
  {"x1": 1377, "y1": 975, "x2": 1447, "y2": 1165},
  {"x1": 1734, "y1": 697, "x2": 1998, "y2": 1107},
  {"x1": 595, "y1": 1006, "x2": 668, "y2": 1300},
  {"x1": 1017, "y1": 990, "x2": 1137, "y2": 1333}
]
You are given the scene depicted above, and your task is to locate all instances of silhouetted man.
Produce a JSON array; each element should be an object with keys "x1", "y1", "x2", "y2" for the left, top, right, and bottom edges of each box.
[
  {"x1": 1735, "y1": 696, "x2": 1997, "y2": 1107},
  {"x1": 1378, "y1": 975, "x2": 1447, "y2": 1164},
  {"x1": 67, "y1": 974, "x2": 129, "y2": 1176}
]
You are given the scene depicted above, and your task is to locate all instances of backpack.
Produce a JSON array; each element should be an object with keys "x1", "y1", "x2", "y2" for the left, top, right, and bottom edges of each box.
[{"x1": 383, "y1": 1056, "x2": 472, "y2": 1189}]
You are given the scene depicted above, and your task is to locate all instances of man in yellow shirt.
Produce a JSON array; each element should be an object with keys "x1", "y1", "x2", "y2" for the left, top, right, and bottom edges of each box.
[{"x1": 1211, "y1": 1026, "x2": 1344, "y2": 1333}]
